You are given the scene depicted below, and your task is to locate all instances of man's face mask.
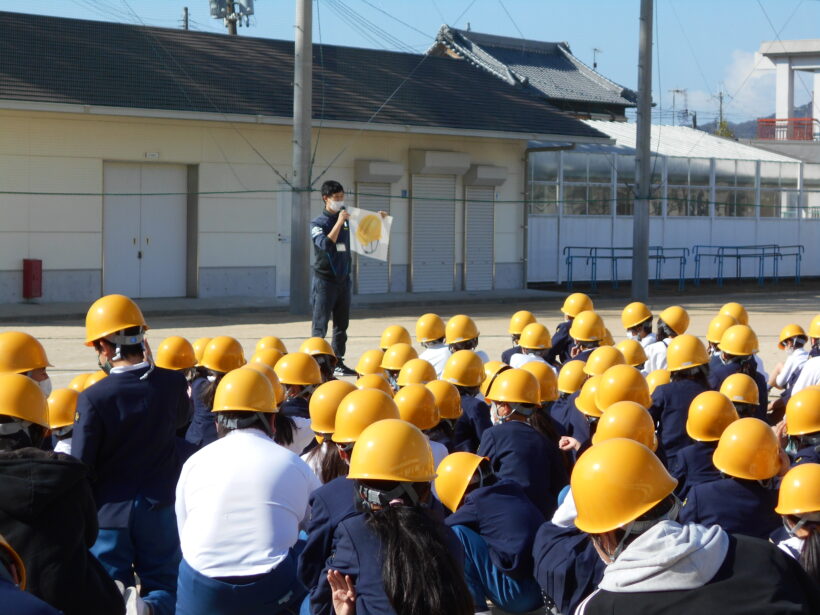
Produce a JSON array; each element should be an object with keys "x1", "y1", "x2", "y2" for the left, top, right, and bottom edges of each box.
[
  {"x1": 37, "y1": 377, "x2": 52, "y2": 398},
  {"x1": 327, "y1": 199, "x2": 344, "y2": 213}
]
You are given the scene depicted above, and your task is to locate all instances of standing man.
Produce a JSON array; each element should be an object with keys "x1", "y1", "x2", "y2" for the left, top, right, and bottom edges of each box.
[{"x1": 310, "y1": 180, "x2": 356, "y2": 377}]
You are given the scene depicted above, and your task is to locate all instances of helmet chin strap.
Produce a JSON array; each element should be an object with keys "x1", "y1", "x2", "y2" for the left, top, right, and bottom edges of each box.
[{"x1": 609, "y1": 496, "x2": 682, "y2": 561}]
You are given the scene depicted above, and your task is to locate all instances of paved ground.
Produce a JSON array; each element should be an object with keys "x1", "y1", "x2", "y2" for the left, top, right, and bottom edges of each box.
[{"x1": 9, "y1": 285, "x2": 818, "y2": 390}]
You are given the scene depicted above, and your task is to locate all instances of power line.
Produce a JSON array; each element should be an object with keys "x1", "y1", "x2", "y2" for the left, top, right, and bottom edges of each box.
[
  {"x1": 359, "y1": 0, "x2": 433, "y2": 40},
  {"x1": 668, "y1": 1, "x2": 713, "y2": 97},
  {"x1": 497, "y1": 0, "x2": 526, "y2": 42}
]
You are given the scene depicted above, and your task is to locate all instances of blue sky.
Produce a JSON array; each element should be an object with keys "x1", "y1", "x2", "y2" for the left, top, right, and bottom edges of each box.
[{"x1": 23, "y1": 1, "x2": 820, "y2": 123}]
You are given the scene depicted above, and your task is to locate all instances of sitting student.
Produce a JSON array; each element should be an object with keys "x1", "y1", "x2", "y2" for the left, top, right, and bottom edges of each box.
[
  {"x1": 550, "y1": 361, "x2": 588, "y2": 436},
  {"x1": 354, "y1": 349, "x2": 384, "y2": 378},
  {"x1": 643, "y1": 305, "x2": 689, "y2": 373},
  {"x1": 784, "y1": 388, "x2": 820, "y2": 466},
  {"x1": 444, "y1": 350, "x2": 492, "y2": 453},
  {"x1": 775, "y1": 463, "x2": 820, "y2": 586},
  {"x1": 546, "y1": 293, "x2": 593, "y2": 367},
  {"x1": 435, "y1": 452, "x2": 545, "y2": 614},
  {"x1": 501, "y1": 310, "x2": 536, "y2": 365},
  {"x1": 46, "y1": 388, "x2": 78, "y2": 455},
  {"x1": 719, "y1": 373, "x2": 762, "y2": 418},
  {"x1": 679, "y1": 418, "x2": 783, "y2": 540},
  {"x1": 567, "y1": 311, "x2": 605, "y2": 362},
  {"x1": 768, "y1": 324, "x2": 811, "y2": 422},
  {"x1": 416, "y1": 314, "x2": 450, "y2": 377},
  {"x1": 445, "y1": 315, "x2": 489, "y2": 363},
  {"x1": 615, "y1": 339, "x2": 648, "y2": 371},
  {"x1": 425, "y1": 379, "x2": 462, "y2": 452},
  {"x1": 620, "y1": 302, "x2": 656, "y2": 349},
  {"x1": 301, "y1": 380, "x2": 356, "y2": 484},
  {"x1": 705, "y1": 314, "x2": 737, "y2": 367},
  {"x1": 378, "y1": 324, "x2": 411, "y2": 351},
  {"x1": 394, "y1": 384, "x2": 449, "y2": 468},
  {"x1": 299, "y1": 337, "x2": 339, "y2": 383},
  {"x1": 395, "y1": 359, "x2": 437, "y2": 389},
  {"x1": 275, "y1": 352, "x2": 324, "y2": 420},
  {"x1": 509, "y1": 323, "x2": 551, "y2": 368},
  {"x1": 379, "y1": 343, "x2": 418, "y2": 392},
  {"x1": 709, "y1": 325, "x2": 768, "y2": 420}
]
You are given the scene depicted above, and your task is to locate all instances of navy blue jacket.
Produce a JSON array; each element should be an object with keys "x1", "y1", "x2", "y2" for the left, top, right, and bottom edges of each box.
[
  {"x1": 314, "y1": 510, "x2": 464, "y2": 615},
  {"x1": 184, "y1": 376, "x2": 216, "y2": 449},
  {"x1": 549, "y1": 393, "x2": 577, "y2": 437},
  {"x1": 501, "y1": 345, "x2": 521, "y2": 365},
  {"x1": 649, "y1": 379, "x2": 706, "y2": 470},
  {"x1": 708, "y1": 362, "x2": 768, "y2": 419},
  {"x1": 573, "y1": 348, "x2": 595, "y2": 363},
  {"x1": 454, "y1": 394, "x2": 492, "y2": 453},
  {"x1": 73, "y1": 365, "x2": 189, "y2": 527},
  {"x1": 477, "y1": 421, "x2": 568, "y2": 518},
  {"x1": 532, "y1": 522, "x2": 604, "y2": 615},
  {"x1": 445, "y1": 479, "x2": 544, "y2": 579},
  {"x1": 671, "y1": 440, "x2": 720, "y2": 499},
  {"x1": 792, "y1": 443, "x2": 820, "y2": 466},
  {"x1": 546, "y1": 321, "x2": 572, "y2": 366},
  {"x1": 300, "y1": 476, "x2": 357, "y2": 612},
  {"x1": 280, "y1": 397, "x2": 310, "y2": 420},
  {"x1": 0, "y1": 577, "x2": 62, "y2": 615},
  {"x1": 311, "y1": 210, "x2": 351, "y2": 282},
  {"x1": 679, "y1": 477, "x2": 780, "y2": 540}
]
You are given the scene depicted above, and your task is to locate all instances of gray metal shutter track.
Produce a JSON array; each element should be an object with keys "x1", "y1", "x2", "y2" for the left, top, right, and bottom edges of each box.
[
  {"x1": 412, "y1": 175, "x2": 455, "y2": 292},
  {"x1": 465, "y1": 185, "x2": 494, "y2": 290},
  {"x1": 355, "y1": 183, "x2": 390, "y2": 294}
]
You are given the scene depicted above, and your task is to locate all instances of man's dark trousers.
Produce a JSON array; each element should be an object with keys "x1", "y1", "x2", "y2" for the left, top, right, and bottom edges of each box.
[{"x1": 311, "y1": 276, "x2": 351, "y2": 358}]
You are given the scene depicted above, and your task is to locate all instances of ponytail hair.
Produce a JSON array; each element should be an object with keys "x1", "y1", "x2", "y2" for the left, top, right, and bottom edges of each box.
[
  {"x1": 800, "y1": 524, "x2": 820, "y2": 585},
  {"x1": 671, "y1": 364, "x2": 710, "y2": 388},
  {"x1": 273, "y1": 413, "x2": 296, "y2": 447},
  {"x1": 365, "y1": 483, "x2": 473, "y2": 615},
  {"x1": 304, "y1": 439, "x2": 348, "y2": 483},
  {"x1": 738, "y1": 354, "x2": 757, "y2": 377}
]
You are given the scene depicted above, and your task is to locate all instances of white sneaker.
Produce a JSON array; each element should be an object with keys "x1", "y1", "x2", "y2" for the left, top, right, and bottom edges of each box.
[{"x1": 124, "y1": 587, "x2": 152, "y2": 615}]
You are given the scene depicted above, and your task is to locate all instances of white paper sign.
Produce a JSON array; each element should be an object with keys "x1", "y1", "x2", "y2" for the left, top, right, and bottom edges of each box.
[{"x1": 348, "y1": 207, "x2": 392, "y2": 262}]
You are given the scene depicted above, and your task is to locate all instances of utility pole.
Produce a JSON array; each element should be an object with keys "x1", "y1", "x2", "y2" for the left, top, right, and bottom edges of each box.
[
  {"x1": 226, "y1": 0, "x2": 237, "y2": 35},
  {"x1": 669, "y1": 89, "x2": 686, "y2": 126},
  {"x1": 289, "y1": 0, "x2": 313, "y2": 314},
  {"x1": 718, "y1": 90, "x2": 724, "y2": 125},
  {"x1": 182, "y1": 6, "x2": 189, "y2": 30},
  {"x1": 632, "y1": 0, "x2": 652, "y2": 303}
]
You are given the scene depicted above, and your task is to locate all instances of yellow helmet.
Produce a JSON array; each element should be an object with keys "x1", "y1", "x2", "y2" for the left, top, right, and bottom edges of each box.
[
  {"x1": 380, "y1": 325, "x2": 411, "y2": 350},
  {"x1": 84, "y1": 370, "x2": 108, "y2": 389},
  {"x1": 592, "y1": 401, "x2": 657, "y2": 451},
  {"x1": 508, "y1": 310, "x2": 537, "y2": 335},
  {"x1": 332, "y1": 388, "x2": 400, "y2": 443},
  {"x1": 394, "y1": 384, "x2": 440, "y2": 430},
  {"x1": 775, "y1": 463, "x2": 820, "y2": 515},
  {"x1": 47, "y1": 388, "x2": 78, "y2": 429},
  {"x1": 646, "y1": 369, "x2": 670, "y2": 395},
  {"x1": 557, "y1": 360, "x2": 588, "y2": 395},
  {"x1": 380, "y1": 343, "x2": 418, "y2": 371},
  {"x1": 357, "y1": 213, "x2": 383, "y2": 245},
  {"x1": 355, "y1": 349, "x2": 385, "y2": 376},
  {"x1": 250, "y1": 348, "x2": 285, "y2": 371},
  {"x1": 0, "y1": 331, "x2": 51, "y2": 373},
  {"x1": 396, "y1": 358, "x2": 437, "y2": 387},
  {"x1": 299, "y1": 337, "x2": 336, "y2": 358},
  {"x1": 84, "y1": 294, "x2": 148, "y2": 346},
  {"x1": 274, "y1": 352, "x2": 322, "y2": 386},
  {"x1": 561, "y1": 292, "x2": 594, "y2": 317},
  {"x1": 347, "y1": 419, "x2": 436, "y2": 482},
  {"x1": 810, "y1": 314, "x2": 820, "y2": 339},
  {"x1": 785, "y1": 388, "x2": 820, "y2": 436},
  {"x1": 621, "y1": 302, "x2": 653, "y2": 329},
  {"x1": 445, "y1": 315, "x2": 480, "y2": 344},
  {"x1": 416, "y1": 314, "x2": 446, "y2": 344},
  {"x1": 521, "y1": 362, "x2": 559, "y2": 403},
  {"x1": 0, "y1": 534, "x2": 26, "y2": 590},
  {"x1": 309, "y1": 380, "x2": 357, "y2": 434},
  {"x1": 666, "y1": 334, "x2": 709, "y2": 372},
  {"x1": 442, "y1": 350, "x2": 484, "y2": 388},
  {"x1": 435, "y1": 452, "x2": 485, "y2": 513},
  {"x1": 601, "y1": 328, "x2": 615, "y2": 347},
  {"x1": 154, "y1": 336, "x2": 196, "y2": 371},
  {"x1": 518, "y1": 323, "x2": 552, "y2": 350},
  {"x1": 0, "y1": 373, "x2": 50, "y2": 427},
  {"x1": 575, "y1": 375, "x2": 604, "y2": 417},
  {"x1": 355, "y1": 374, "x2": 394, "y2": 396},
  {"x1": 719, "y1": 373, "x2": 759, "y2": 406},
  {"x1": 572, "y1": 438, "x2": 677, "y2": 534},
  {"x1": 712, "y1": 417, "x2": 780, "y2": 480},
  {"x1": 615, "y1": 339, "x2": 648, "y2": 368},
  {"x1": 243, "y1": 363, "x2": 285, "y2": 408},
  {"x1": 718, "y1": 325, "x2": 758, "y2": 357},
  {"x1": 720, "y1": 302, "x2": 749, "y2": 326},
  {"x1": 706, "y1": 315, "x2": 738, "y2": 345},
  {"x1": 583, "y1": 346, "x2": 626, "y2": 377},
  {"x1": 68, "y1": 373, "x2": 91, "y2": 392},
  {"x1": 426, "y1": 380, "x2": 462, "y2": 420},
  {"x1": 569, "y1": 311, "x2": 605, "y2": 342},
  {"x1": 686, "y1": 391, "x2": 739, "y2": 442},
  {"x1": 200, "y1": 336, "x2": 246, "y2": 373},
  {"x1": 595, "y1": 365, "x2": 651, "y2": 412},
  {"x1": 485, "y1": 369, "x2": 540, "y2": 406},
  {"x1": 192, "y1": 337, "x2": 212, "y2": 364},
  {"x1": 480, "y1": 361, "x2": 512, "y2": 397},
  {"x1": 256, "y1": 336, "x2": 288, "y2": 354},
  {"x1": 778, "y1": 324, "x2": 807, "y2": 349},
  {"x1": 212, "y1": 367, "x2": 275, "y2": 414},
  {"x1": 658, "y1": 306, "x2": 689, "y2": 336}
]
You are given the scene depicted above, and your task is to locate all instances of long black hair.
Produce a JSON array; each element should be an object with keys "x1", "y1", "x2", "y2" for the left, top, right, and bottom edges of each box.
[
  {"x1": 364, "y1": 482, "x2": 473, "y2": 615},
  {"x1": 273, "y1": 413, "x2": 296, "y2": 447},
  {"x1": 199, "y1": 369, "x2": 225, "y2": 410},
  {"x1": 303, "y1": 439, "x2": 347, "y2": 483},
  {"x1": 801, "y1": 524, "x2": 820, "y2": 585},
  {"x1": 670, "y1": 364, "x2": 710, "y2": 388}
]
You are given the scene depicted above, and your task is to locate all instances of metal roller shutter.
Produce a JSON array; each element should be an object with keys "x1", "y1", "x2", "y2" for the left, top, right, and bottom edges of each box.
[
  {"x1": 355, "y1": 182, "x2": 390, "y2": 294},
  {"x1": 464, "y1": 185, "x2": 495, "y2": 290},
  {"x1": 411, "y1": 174, "x2": 456, "y2": 292}
]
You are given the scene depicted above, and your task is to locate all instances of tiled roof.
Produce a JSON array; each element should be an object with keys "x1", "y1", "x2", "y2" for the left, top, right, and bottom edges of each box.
[
  {"x1": 432, "y1": 26, "x2": 637, "y2": 110},
  {"x1": 0, "y1": 11, "x2": 609, "y2": 141}
]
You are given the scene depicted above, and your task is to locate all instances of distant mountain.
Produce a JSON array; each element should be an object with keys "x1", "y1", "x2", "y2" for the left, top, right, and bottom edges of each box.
[{"x1": 697, "y1": 101, "x2": 812, "y2": 139}]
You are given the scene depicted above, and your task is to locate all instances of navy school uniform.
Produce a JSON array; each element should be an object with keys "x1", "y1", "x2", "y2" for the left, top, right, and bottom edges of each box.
[
  {"x1": 549, "y1": 393, "x2": 575, "y2": 436},
  {"x1": 301, "y1": 476, "x2": 357, "y2": 615},
  {"x1": 649, "y1": 379, "x2": 706, "y2": 470},
  {"x1": 546, "y1": 321, "x2": 572, "y2": 367},
  {"x1": 477, "y1": 421, "x2": 568, "y2": 519},
  {"x1": 572, "y1": 348, "x2": 595, "y2": 363},
  {"x1": 678, "y1": 477, "x2": 780, "y2": 540},
  {"x1": 532, "y1": 522, "x2": 605, "y2": 615},
  {"x1": 671, "y1": 440, "x2": 720, "y2": 499},
  {"x1": 427, "y1": 423, "x2": 455, "y2": 453},
  {"x1": 792, "y1": 443, "x2": 820, "y2": 465},
  {"x1": 708, "y1": 362, "x2": 768, "y2": 420},
  {"x1": 280, "y1": 396, "x2": 310, "y2": 420},
  {"x1": 445, "y1": 479, "x2": 544, "y2": 580},
  {"x1": 314, "y1": 510, "x2": 464, "y2": 615},
  {"x1": 501, "y1": 345, "x2": 521, "y2": 365},
  {"x1": 184, "y1": 376, "x2": 216, "y2": 449},
  {"x1": 454, "y1": 393, "x2": 492, "y2": 453},
  {"x1": 0, "y1": 576, "x2": 62, "y2": 615}
]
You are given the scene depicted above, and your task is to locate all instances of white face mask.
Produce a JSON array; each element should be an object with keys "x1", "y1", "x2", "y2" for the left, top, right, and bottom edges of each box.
[
  {"x1": 785, "y1": 346, "x2": 795, "y2": 356},
  {"x1": 327, "y1": 200, "x2": 344, "y2": 213},
  {"x1": 37, "y1": 377, "x2": 52, "y2": 398},
  {"x1": 626, "y1": 331, "x2": 636, "y2": 340}
]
